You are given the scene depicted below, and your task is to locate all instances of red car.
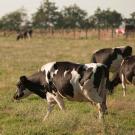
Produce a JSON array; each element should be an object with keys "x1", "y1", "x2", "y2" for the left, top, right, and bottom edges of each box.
[{"x1": 115, "y1": 28, "x2": 125, "y2": 34}]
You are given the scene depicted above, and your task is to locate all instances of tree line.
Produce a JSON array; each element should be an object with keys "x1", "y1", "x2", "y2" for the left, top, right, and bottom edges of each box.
[{"x1": 0, "y1": 0, "x2": 135, "y2": 32}]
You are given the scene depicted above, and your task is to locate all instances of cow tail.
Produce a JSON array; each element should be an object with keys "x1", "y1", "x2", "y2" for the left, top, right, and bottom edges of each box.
[
  {"x1": 98, "y1": 66, "x2": 108, "y2": 113},
  {"x1": 98, "y1": 66, "x2": 107, "y2": 97}
]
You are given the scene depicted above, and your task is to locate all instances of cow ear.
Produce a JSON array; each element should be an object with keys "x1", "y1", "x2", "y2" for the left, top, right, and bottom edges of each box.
[
  {"x1": 112, "y1": 48, "x2": 120, "y2": 58},
  {"x1": 20, "y1": 76, "x2": 27, "y2": 83},
  {"x1": 114, "y1": 48, "x2": 120, "y2": 54},
  {"x1": 123, "y1": 46, "x2": 132, "y2": 57}
]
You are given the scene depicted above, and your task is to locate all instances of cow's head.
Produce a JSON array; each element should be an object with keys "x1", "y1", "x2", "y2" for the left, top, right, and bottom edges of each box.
[
  {"x1": 14, "y1": 73, "x2": 47, "y2": 100},
  {"x1": 121, "y1": 46, "x2": 132, "y2": 58},
  {"x1": 114, "y1": 46, "x2": 132, "y2": 58},
  {"x1": 14, "y1": 76, "x2": 32, "y2": 100}
]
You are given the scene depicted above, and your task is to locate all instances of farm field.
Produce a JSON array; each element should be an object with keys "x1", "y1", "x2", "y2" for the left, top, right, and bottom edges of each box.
[{"x1": 0, "y1": 35, "x2": 135, "y2": 135}]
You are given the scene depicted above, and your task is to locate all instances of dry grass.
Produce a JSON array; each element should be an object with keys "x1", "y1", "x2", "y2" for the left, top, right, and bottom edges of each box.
[{"x1": 0, "y1": 35, "x2": 135, "y2": 135}]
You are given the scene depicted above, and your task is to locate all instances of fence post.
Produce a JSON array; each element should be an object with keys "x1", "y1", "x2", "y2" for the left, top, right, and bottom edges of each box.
[
  {"x1": 98, "y1": 27, "x2": 100, "y2": 40},
  {"x1": 111, "y1": 27, "x2": 114, "y2": 39},
  {"x1": 85, "y1": 29, "x2": 88, "y2": 39}
]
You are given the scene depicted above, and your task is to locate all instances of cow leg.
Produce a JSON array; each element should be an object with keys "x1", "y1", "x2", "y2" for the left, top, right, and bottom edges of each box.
[
  {"x1": 121, "y1": 74, "x2": 126, "y2": 96},
  {"x1": 83, "y1": 86, "x2": 104, "y2": 119},
  {"x1": 101, "y1": 94, "x2": 108, "y2": 114},
  {"x1": 83, "y1": 80, "x2": 103, "y2": 104},
  {"x1": 97, "y1": 103, "x2": 103, "y2": 119},
  {"x1": 132, "y1": 76, "x2": 135, "y2": 85},
  {"x1": 43, "y1": 92, "x2": 65, "y2": 121},
  {"x1": 43, "y1": 102, "x2": 56, "y2": 121},
  {"x1": 43, "y1": 92, "x2": 57, "y2": 121},
  {"x1": 52, "y1": 93, "x2": 65, "y2": 111},
  {"x1": 46, "y1": 92, "x2": 65, "y2": 110},
  {"x1": 109, "y1": 72, "x2": 121, "y2": 93},
  {"x1": 83, "y1": 88, "x2": 103, "y2": 104}
]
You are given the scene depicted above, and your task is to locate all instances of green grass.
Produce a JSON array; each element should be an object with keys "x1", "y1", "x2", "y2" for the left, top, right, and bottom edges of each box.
[{"x1": 0, "y1": 35, "x2": 135, "y2": 135}]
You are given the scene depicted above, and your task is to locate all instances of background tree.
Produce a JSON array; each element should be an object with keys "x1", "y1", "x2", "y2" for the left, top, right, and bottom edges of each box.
[
  {"x1": 106, "y1": 10, "x2": 122, "y2": 38},
  {"x1": 61, "y1": 4, "x2": 87, "y2": 39},
  {"x1": 32, "y1": 0, "x2": 60, "y2": 29},
  {"x1": 93, "y1": 8, "x2": 122, "y2": 38},
  {"x1": 93, "y1": 8, "x2": 103, "y2": 39},
  {"x1": 93, "y1": 8, "x2": 122, "y2": 29},
  {"x1": 0, "y1": 8, "x2": 27, "y2": 31},
  {"x1": 107, "y1": 10, "x2": 122, "y2": 28},
  {"x1": 129, "y1": 12, "x2": 135, "y2": 25},
  {"x1": 61, "y1": 4, "x2": 87, "y2": 29}
]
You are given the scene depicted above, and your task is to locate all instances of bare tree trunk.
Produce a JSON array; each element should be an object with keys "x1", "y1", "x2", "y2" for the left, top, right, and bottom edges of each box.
[
  {"x1": 98, "y1": 27, "x2": 100, "y2": 40},
  {"x1": 51, "y1": 27, "x2": 54, "y2": 36},
  {"x1": 73, "y1": 28, "x2": 76, "y2": 39},
  {"x1": 79, "y1": 29, "x2": 81, "y2": 39},
  {"x1": 3, "y1": 31, "x2": 6, "y2": 37},
  {"x1": 61, "y1": 28, "x2": 64, "y2": 39},
  {"x1": 125, "y1": 31, "x2": 128, "y2": 39},
  {"x1": 111, "y1": 27, "x2": 114, "y2": 39},
  {"x1": 85, "y1": 29, "x2": 88, "y2": 39}
]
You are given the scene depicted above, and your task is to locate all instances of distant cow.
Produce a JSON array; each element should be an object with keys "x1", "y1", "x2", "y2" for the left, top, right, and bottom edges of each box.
[
  {"x1": 14, "y1": 61, "x2": 108, "y2": 120},
  {"x1": 125, "y1": 25, "x2": 135, "y2": 38},
  {"x1": 16, "y1": 29, "x2": 33, "y2": 41},
  {"x1": 91, "y1": 46, "x2": 132, "y2": 93},
  {"x1": 125, "y1": 24, "x2": 135, "y2": 33},
  {"x1": 120, "y1": 56, "x2": 135, "y2": 96}
]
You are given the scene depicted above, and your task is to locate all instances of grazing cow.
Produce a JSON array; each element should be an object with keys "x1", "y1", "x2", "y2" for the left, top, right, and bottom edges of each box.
[
  {"x1": 91, "y1": 46, "x2": 132, "y2": 93},
  {"x1": 28, "y1": 29, "x2": 33, "y2": 38},
  {"x1": 16, "y1": 32, "x2": 24, "y2": 40},
  {"x1": 125, "y1": 24, "x2": 135, "y2": 33},
  {"x1": 120, "y1": 56, "x2": 135, "y2": 96},
  {"x1": 16, "y1": 29, "x2": 33, "y2": 41},
  {"x1": 14, "y1": 61, "x2": 108, "y2": 120}
]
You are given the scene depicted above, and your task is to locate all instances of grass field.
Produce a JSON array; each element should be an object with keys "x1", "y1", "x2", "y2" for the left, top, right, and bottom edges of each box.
[{"x1": 0, "y1": 35, "x2": 135, "y2": 135}]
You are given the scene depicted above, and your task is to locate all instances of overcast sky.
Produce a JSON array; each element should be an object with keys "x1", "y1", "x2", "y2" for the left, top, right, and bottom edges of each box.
[{"x1": 0, "y1": 0, "x2": 135, "y2": 18}]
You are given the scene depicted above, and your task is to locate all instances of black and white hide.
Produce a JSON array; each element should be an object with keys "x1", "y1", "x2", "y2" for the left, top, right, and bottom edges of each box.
[
  {"x1": 120, "y1": 56, "x2": 135, "y2": 96},
  {"x1": 91, "y1": 46, "x2": 132, "y2": 93},
  {"x1": 14, "y1": 61, "x2": 108, "y2": 120}
]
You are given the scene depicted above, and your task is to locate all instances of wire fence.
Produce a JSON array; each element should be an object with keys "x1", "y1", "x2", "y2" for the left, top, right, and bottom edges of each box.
[{"x1": 0, "y1": 28, "x2": 135, "y2": 40}]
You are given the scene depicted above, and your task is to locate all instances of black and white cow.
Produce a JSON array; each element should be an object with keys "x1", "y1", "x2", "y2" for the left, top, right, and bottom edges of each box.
[
  {"x1": 91, "y1": 46, "x2": 132, "y2": 93},
  {"x1": 120, "y1": 56, "x2": 135, "y2": 96},
  {"x1": 14, "y1": 61, "x2": 108, "y2": 120},
  {"x1": 16, "y1": 29, "x2": 33, "y2": 41}
]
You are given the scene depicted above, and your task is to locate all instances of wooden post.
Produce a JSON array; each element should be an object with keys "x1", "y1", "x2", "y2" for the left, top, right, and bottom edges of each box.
[
  {"x1": 85, "y1": 29, "x2": 88, "y2": 39},
  {"x1": 73, "y1": 28, "x2": 76, "y2": 39},
  {"x1": 98, "y1": 26, "x2": 100, "y2": 40},
  {"x1": 111, "y1": 27, "x2": 114, "y2": 39},
  {"x1": 125, "y1": 31, "x2": 128, "y2": 39}
]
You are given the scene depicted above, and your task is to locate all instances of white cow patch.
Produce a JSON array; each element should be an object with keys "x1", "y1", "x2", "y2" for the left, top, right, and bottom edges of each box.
[
  {"x1": 70, "y1": 69, "x2": 80, "y2": 90},
  {"x1": 54, "y1": 69, "x2": 58, "y2": 75},
  {"x1": 64, "y1": 70, "x2": 69, "y2": 78},
  {"x1": 69, "y1": 69, "x2": 88, "y2": 101},
  {"x1": 85, "y1": 63, "x2": 104, "y2": 73},
  {"x1": 41, "y1": 62, "x2": 56, "y2": 83},
  {"x1": 41, "y1": 62, "x2": 56, "y2": 72}
]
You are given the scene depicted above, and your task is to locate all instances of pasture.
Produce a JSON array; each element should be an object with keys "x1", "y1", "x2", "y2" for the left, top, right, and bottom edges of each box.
[{"x1": 0, "y1": 35, "x2": 135, "y2": 135}]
